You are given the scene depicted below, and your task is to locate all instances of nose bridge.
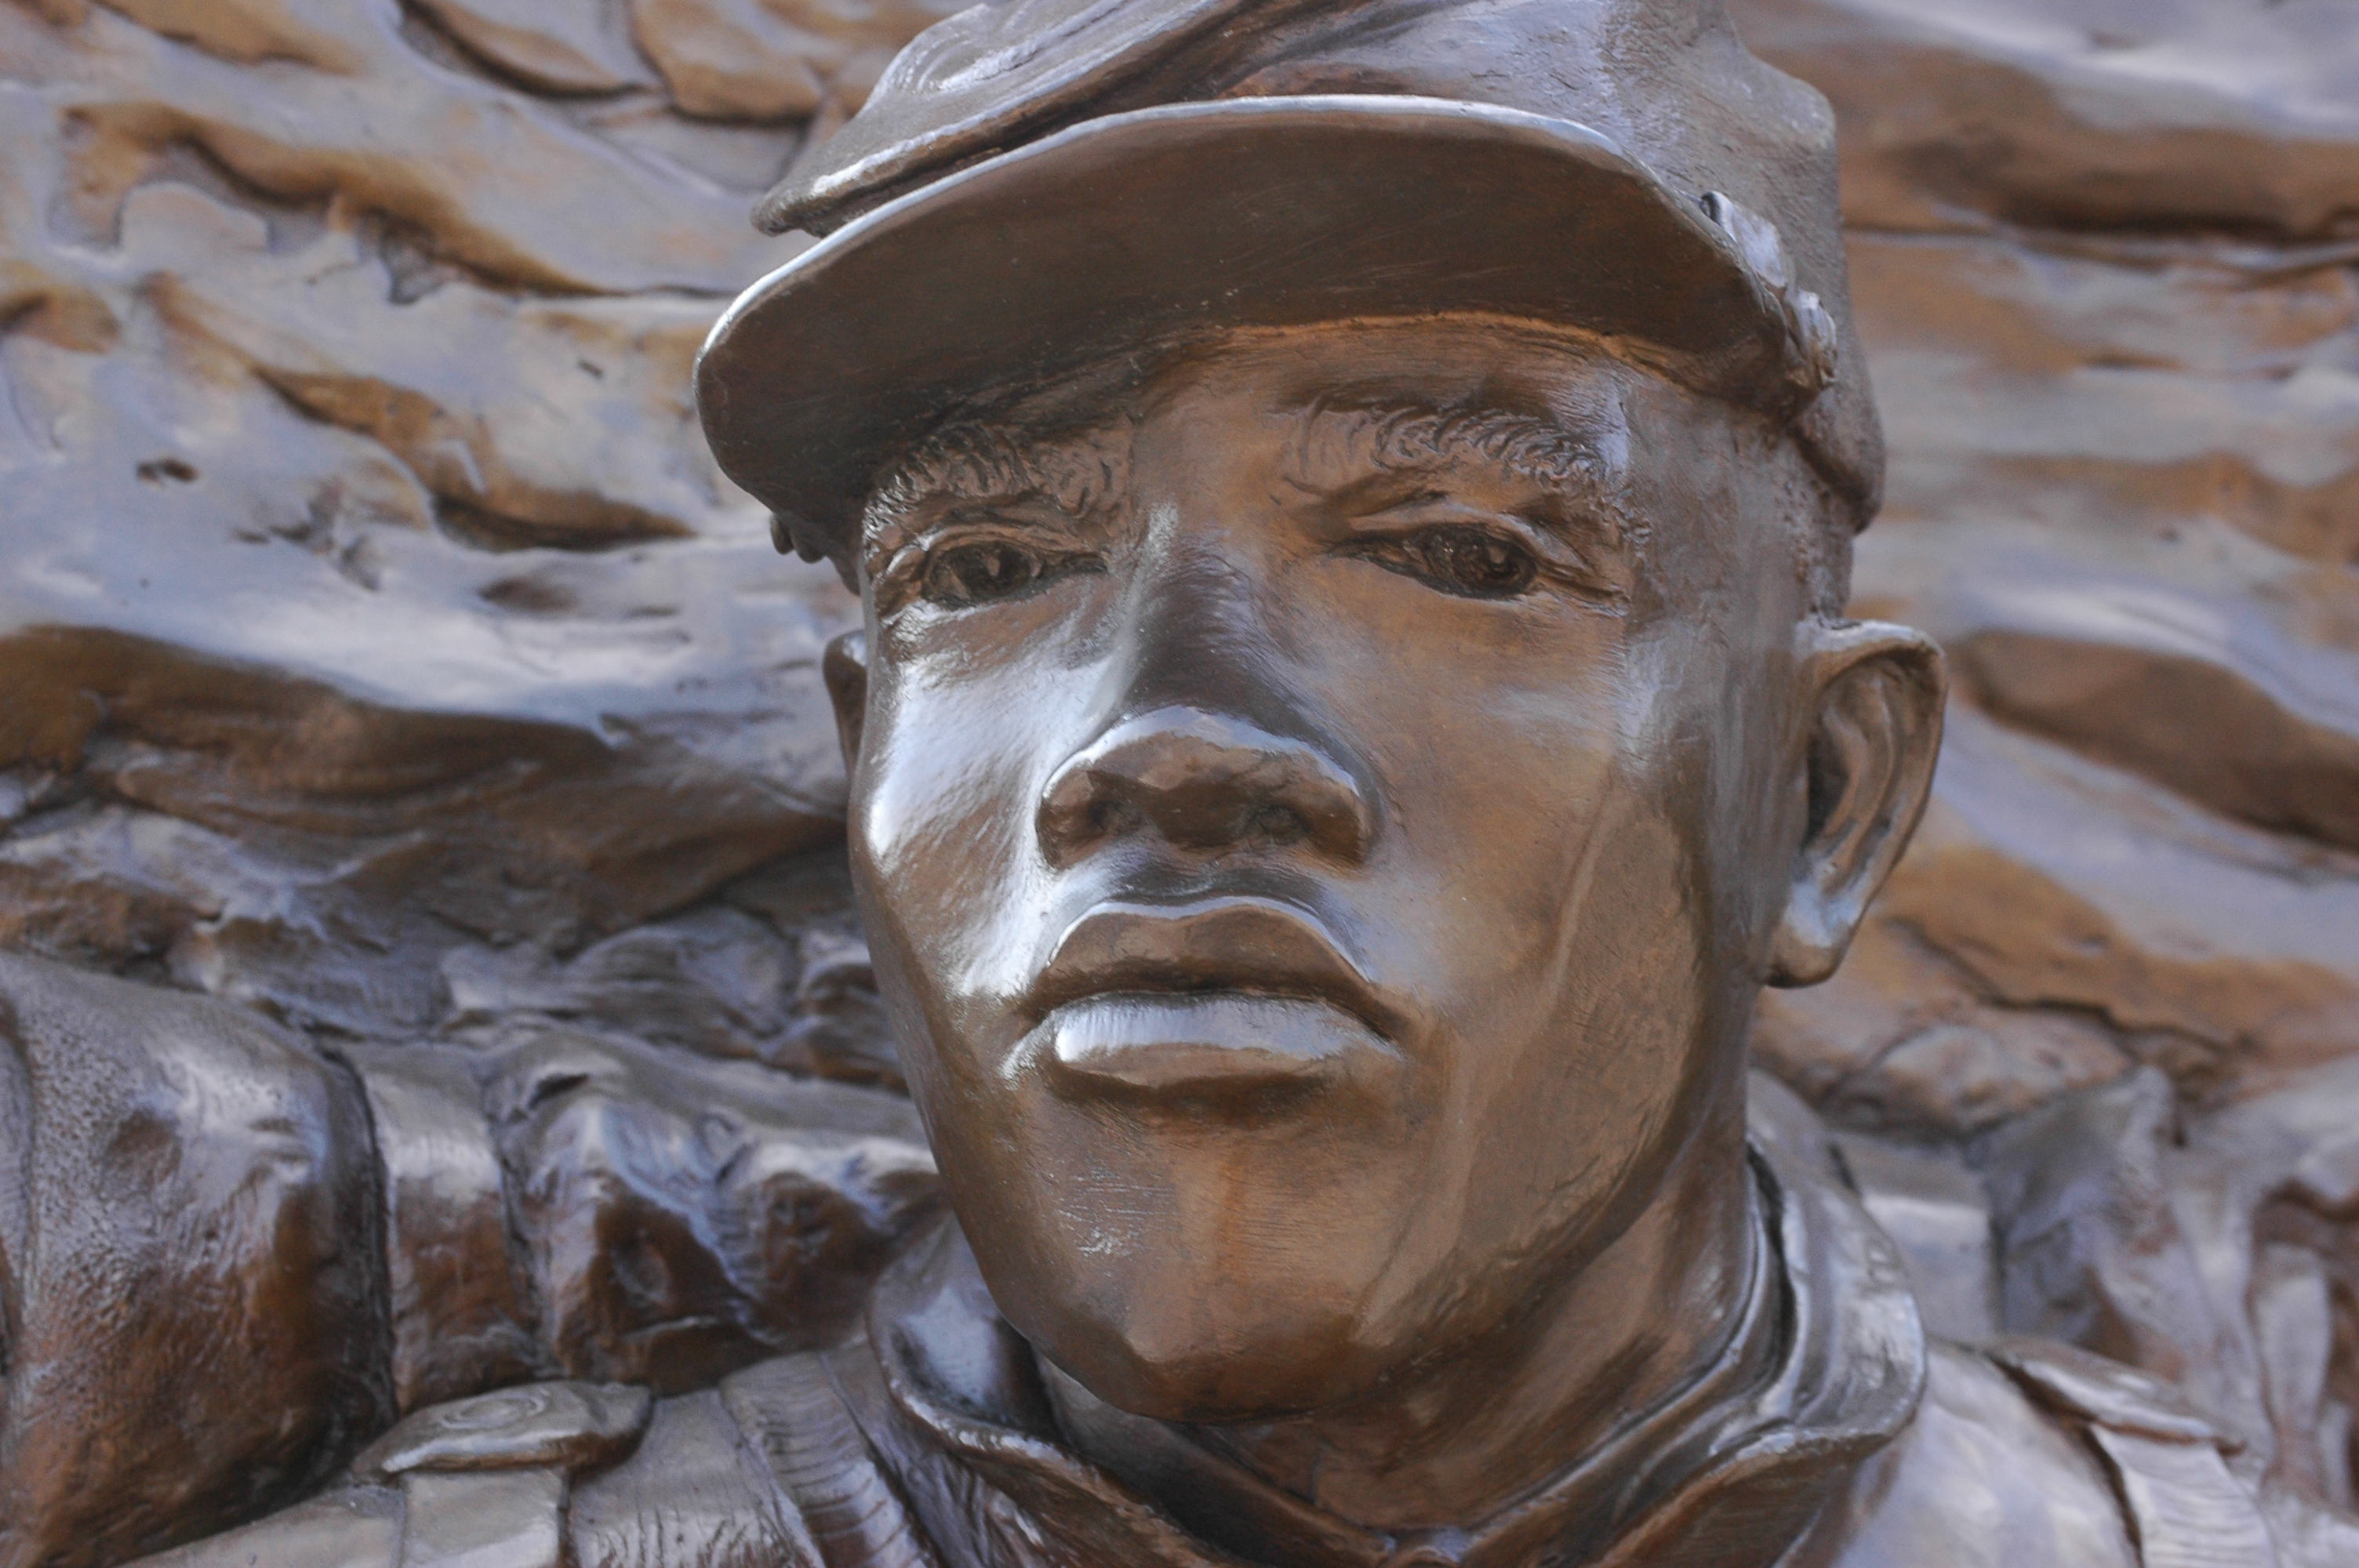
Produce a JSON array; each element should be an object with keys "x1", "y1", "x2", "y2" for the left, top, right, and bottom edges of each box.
[
  {"x1": 1037, "y1": 706, "x2": 1374, "y2": 869},
  {"x1": 1114, "y1": 514, "x2": 1270, "y2": 717},
  {"x1": 1036, "y1": 482, "x2": 1373, "y2": 866}
]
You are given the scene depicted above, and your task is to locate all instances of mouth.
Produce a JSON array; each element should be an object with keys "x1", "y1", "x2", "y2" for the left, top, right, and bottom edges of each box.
[{"x1": 1023, "y1": 898, "x2": 1403, "y2": 1099}]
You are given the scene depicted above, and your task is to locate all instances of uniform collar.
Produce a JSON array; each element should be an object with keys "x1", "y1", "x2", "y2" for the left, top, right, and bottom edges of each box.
[{"x1": 860, "y1": 1108, "x2": 1925, "y2": 1568}]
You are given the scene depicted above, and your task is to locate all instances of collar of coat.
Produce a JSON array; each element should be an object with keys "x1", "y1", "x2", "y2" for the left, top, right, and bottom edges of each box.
[{"x1": 852, "y1": 1098, "x2": 1927, "y2": 1568}]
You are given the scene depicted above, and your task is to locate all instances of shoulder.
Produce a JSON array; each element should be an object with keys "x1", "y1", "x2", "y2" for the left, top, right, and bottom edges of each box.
[
  {"x1": 1792, "y1": 1338, "x2": 2276, "y2": 1568},
  {"x1": 129, "y1": 1357, "x2": 940, "y2": 1568},
  {"x1": 1797, "y1": 1341, "x2": 2137, "y2": 1568},
  {"x1": 568, "y1": 1352, "x2": 944, "y2": 1568}
]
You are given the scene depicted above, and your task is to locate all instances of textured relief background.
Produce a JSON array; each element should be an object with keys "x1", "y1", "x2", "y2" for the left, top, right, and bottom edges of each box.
[
  {"x1": 1, "y1": 0, "x2": 2354, "y2": 1556},
  {"x1": 1729, "y1": 9, "x2": 2359, "y2": 1559}
]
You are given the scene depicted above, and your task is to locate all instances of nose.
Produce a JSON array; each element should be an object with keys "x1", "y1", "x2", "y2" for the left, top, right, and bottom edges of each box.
[{"x1": 1038, "y1": 706, "x2": 1373, "y2": 869}]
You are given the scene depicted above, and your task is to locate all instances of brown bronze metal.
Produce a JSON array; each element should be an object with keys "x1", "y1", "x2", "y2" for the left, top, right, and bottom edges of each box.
[{"x1": 0, "y1": 0, "x2": 2341, "y2": 1564}]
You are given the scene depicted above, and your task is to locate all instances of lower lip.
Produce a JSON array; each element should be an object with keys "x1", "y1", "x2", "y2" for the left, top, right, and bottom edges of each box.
[{"x1": 1036, "y1": 993, "x2": 1400, "y2": 1100}]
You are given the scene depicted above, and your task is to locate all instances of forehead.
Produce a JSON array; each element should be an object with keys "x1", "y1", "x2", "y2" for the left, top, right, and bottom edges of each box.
[
  {"x1": 1139, "y1": 318, "x2": 1632, "y2": 433},
  {"x1": 1140, "y1": 327, "x2": 1635, "y2": 498}
]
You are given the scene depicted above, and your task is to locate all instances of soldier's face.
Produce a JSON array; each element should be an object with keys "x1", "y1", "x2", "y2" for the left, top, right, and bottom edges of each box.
[{"x1": 831, "y1": 321, "x2": 1911, "y2": 1420}]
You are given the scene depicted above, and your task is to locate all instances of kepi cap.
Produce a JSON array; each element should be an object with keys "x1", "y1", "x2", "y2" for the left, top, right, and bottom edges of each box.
[{"x1": 697, "y1": 0, "x2": 1883, "y2": 567}]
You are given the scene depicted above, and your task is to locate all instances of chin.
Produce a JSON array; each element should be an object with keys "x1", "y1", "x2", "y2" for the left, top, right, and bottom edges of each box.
[
  {"x1": 980, "y1": 1202, "x2": 1423, "y2": 1421},
  {"x1": 1038, "y1": 1283, "x2": 1387, "y2": 1423},
  {"x1": 931, "y1": 1051, "x2": 1449, "y2": 1418}
]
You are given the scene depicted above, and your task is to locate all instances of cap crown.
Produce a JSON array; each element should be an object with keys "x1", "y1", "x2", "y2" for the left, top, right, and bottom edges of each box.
[{"x1": 755, "y1": 0, "x2": 1881, "y2": 518}]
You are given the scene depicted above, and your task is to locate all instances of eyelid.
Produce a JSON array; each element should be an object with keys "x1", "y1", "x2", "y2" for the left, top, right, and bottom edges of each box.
[
  {"x1": 1361, "y1": 484, "x2": 1622, "y2": 547},
  {"x1": 1343, "y1": 499, "x2": 1570, "y2": 559},
  {"x1": 871, "y1": 509, "x2": 1108, "y2": 616},
  {"x1": 1347, "y1": 492, "x2": 1530, "y2": 525},
  {"x1": 912, "y1": 497, "x2": 1081, "y2": 539},
  {"x1": 865, "y1": 501, "x2": 1080, "y2": 581},
  {"x1": 1340, "y1": 500, "x2": 1624, "y2": 601}
]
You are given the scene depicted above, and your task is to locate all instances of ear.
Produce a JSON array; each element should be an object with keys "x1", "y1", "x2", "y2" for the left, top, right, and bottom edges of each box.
[
  {"x1": 1767, "y1": 620, "x2": 1946, "y2": 988},
  {"x1": 823, "y1": 629, "x2": 869, "y2": 771}
]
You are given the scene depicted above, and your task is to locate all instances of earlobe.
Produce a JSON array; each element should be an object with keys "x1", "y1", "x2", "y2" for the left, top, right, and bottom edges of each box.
[
  {"x1": 1767, "y1": 620, "x2": 1946, "y2": 988},
  {"x1": 823, "y1": 629, "x2": 870, "y2": 771}
]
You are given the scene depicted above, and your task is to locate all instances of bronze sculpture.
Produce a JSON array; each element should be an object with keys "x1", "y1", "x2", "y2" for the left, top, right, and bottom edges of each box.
[{"x1": 0, "y1": 0, "x2": 2318, "y2": 1564}]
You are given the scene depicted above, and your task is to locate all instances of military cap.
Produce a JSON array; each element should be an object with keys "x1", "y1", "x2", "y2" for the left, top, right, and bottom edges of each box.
[{"x1": 696, "y1": 0, "x2": 1883, "y2": 568}]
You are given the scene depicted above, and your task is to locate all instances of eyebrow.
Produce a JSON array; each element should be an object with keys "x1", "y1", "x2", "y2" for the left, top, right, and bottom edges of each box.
[
  {"x1": 861, "y1": 400, "x2": 1628, "y2": 556},
  {"x1": 863, "y1": 420, "x2": 1132, "y2": 546},
  {"x1": 1281, "y1": 402, "x2": 1617, "y2": 506}
]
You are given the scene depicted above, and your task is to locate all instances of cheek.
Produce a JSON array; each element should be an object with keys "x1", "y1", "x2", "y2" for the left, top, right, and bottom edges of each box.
[
  {"x1": 1444, "y1": 793, "x2": 1719, "y2": 1269},
  {"x1": 849, "y1": 630, "x2": 1107, "y2": 1033},
  {"x1": 1291, "y1": 564, "x2": 1630, "y2": 795},
  {"x1": 1310, "y1": 601, "x2": 1721, "y2": 1218},
  {"x1": 857, "y1": 598, "x2": 1097, "y2": 873},
  {"x1": 854, "y1": 681, "x2": 1028, "y2": 886},
  {"x1": 1291, "y1": 579, "x2": 1633, "y2": 982}
]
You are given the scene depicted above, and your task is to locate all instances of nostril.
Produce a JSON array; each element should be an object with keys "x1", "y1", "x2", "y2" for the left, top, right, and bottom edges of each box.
[
  {"x1": 1038, "y1": 707, "x2": 1374, "y2": 866},
  {"x1": 1249, "y1": 804, "x2": 1308, "y2": 846},
  {"x1": 1086, "y1": 797, "x2": 1140, "y2": 839}
]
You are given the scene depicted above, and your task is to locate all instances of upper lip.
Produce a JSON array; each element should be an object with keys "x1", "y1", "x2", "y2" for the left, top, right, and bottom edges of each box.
[{"x1": 1027, "y1": 896, "x2": 1394, "y2": 1036}]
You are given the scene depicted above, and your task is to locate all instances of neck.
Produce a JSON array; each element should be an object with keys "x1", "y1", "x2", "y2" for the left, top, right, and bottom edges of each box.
[{"x1": 1185, "y1": 1098, "x2": 1760, "y2": 1533}]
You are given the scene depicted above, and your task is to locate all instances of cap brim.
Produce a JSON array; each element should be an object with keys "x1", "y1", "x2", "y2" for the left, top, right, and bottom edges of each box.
[{"x1": 698, "y1": 95, "x2": 1799, "y2": 561}]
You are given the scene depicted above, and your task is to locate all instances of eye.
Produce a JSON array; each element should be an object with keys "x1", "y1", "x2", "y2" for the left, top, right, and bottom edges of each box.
[
  {"x1": 1388, "y1": 525, "x2": 1539, "y2": 598},
  {"x1": 922, "y1": 539, "x2": 1045, "y2": 606}
]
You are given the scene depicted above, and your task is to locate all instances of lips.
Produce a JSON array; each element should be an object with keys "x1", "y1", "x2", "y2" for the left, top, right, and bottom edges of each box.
[
  {"x1": 1030, "y1": 897, "x2": 1391, "y2": 1029},
  {"x1": 1023, "y1": 898, "x2": 1404, "y2": 1098}
]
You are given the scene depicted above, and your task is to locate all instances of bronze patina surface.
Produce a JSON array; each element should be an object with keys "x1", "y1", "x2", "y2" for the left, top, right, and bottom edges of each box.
[{"x1": 0, "y1": 0, "x2": 2354, "y2": 1565}]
